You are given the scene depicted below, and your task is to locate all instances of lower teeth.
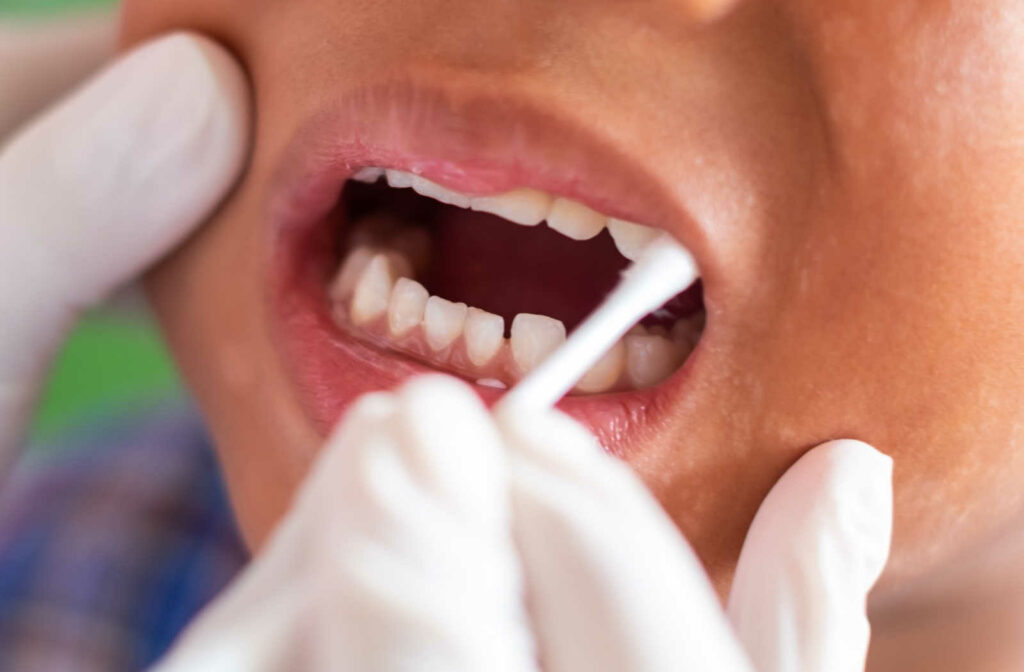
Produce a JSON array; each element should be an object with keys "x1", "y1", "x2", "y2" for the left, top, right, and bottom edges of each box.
[{"x1": 328, "y1": 214, "x2": 702, "y2": 395}]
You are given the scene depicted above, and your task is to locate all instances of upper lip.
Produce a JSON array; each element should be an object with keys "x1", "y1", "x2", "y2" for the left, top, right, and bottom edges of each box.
[{"x1": 267, "y1": 79, "x2": 713, "y2": 287}]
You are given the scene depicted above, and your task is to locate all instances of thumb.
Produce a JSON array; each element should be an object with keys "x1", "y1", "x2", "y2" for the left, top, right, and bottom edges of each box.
[{"x1": 727, "y1": 440, "x2": 893, "y2": 672}]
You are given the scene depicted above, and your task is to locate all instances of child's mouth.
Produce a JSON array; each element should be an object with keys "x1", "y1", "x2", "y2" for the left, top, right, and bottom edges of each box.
[
  {"x1": 326, "y1": 169, "x2": 705, "y2": 394},
  {"x1": 268, "y1": 85, "x2": 713, "y2": 449}
]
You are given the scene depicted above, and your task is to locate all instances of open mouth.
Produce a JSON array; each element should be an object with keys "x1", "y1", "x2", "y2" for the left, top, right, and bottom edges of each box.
[
  {"x1": 269, "y1": 88, "x2": 711, "y2": 447},
  {"x1": 324, "y1": 168, "x2": 705, "y2": 394}
]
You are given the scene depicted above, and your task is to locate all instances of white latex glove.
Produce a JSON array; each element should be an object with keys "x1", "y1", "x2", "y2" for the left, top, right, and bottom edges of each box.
[
  {"x1": 0, "y1": 32, "x2": 251, "y2": 470},
  {"x1": 158, "y1": 375, "x2": 892, "y2": 672}
]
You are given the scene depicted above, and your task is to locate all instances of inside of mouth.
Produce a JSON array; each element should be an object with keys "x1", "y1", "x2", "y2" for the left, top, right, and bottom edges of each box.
[{"x1": 322, "y1": 171, "x2": 705, "y2": 395}]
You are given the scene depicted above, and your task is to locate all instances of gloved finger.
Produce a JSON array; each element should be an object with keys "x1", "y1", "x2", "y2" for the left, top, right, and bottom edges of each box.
[
  {"x1": 0, "y1": 32, "x2": 249, "y2": 463},
  {"x1": 299, "y1": 375, "x2": 537, "y2": 672},
  {"x1": 158, "y1": 375, "x2": 537, "y2": 672},
  {"x1": 726, "y1": 440, "x2": 893, "y2": 672},
  {"x1": 497, "y1": 407, "x2": 752, "y2": 672}
]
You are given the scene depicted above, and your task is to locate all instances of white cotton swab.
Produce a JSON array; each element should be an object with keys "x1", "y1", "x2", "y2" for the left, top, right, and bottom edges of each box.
[{"x1": 497, "y1": 235, "x2": 700, "y2": 414}]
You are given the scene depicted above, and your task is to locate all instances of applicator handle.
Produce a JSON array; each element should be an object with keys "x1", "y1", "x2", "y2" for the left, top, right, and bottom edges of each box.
[{"x1": 497, "y1": 236, "x2": 698, "y2": 414}]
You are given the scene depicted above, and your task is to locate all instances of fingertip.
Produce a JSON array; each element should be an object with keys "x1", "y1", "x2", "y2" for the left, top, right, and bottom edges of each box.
[
  {"x1": 395, "y1": 374, "x2": 508, "y2": 515},
  {"x1": 728, "y1": 439, "x2": 894, "y2": 672},
  {"x1": 398, "y1": 373, "x2": 484, "y2": 408},
  {"x1": 397, "y1": 374, "x2": 497, "y2": 444},
  {"x1": 777, "y1": 438, "x2": 895, "y2": 587},
  {"x1": 793, "y1": 439, "x2": 894, "y2": 512},
  {"x1": 128, "y1": 31, "x2": 252, "y2": 215},
  {"x1": 813, "y1": 438, "x2": 893, "y2": 477}
]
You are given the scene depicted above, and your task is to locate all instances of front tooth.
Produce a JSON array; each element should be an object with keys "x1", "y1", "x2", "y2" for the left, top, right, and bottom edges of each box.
[
  {"x1": 608, "y1": 218, "x2": 661, "y2": 261},
  {"x1": 470, "y1": 189, "x2": 552, "y2": 226},
  {"x1": 477, "y1": 378, "x2": 508, "y2": 390},
  {"x1": 330, "y1": 246, "x2": 376, "y2": 303},
  {"x1": 511, "y1": 313, "x2": 566, "y2": 374},
  {"x1": 388, "y1": 278, "x2": 429, "y2": 338},
  {"x1": 624, "y1": 334, "x2": 682, "y2": 388},
  {"x1": 575, "y1": 339, "x2": 625, "y2": 394},
  {"x1": 464, "y1": 308, "x2": 505, "y2": 367},
  {"x1": 351, "y1": 253, "x2": 399, "y2": 325},
  {"x1": 385, "y1": 169, "x2": 415, "y2": 189},
  {"x1": 424, "y1": 296, "x2": 468, "y2": 351},
  {"x1": 411, "y1": 176, "x2": 472, "y2": 208},
  {"x1": 351, "y1": 167, "x2": 384, "y2": 183},
  {"x1": 547, "y1": 198, "x2": 607, "y2": 240}
]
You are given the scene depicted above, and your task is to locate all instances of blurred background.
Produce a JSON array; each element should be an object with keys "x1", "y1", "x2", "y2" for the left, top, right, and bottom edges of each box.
[
  {"x1": 2, "y1": 0, "x2": 182, "y2": 444},
  {"x1": 0, "y1": 0, "x2": 111, "y2": 13}
]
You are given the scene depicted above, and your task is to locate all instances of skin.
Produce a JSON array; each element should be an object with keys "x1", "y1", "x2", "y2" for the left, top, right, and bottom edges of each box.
[{"x1": 121, "y1": 1, "x2": 1024, "y2": 668}]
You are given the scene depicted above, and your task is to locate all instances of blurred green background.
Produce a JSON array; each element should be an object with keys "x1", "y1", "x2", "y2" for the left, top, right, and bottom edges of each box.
[
  {"x1": 32, "y1": 309, "x2": 180, "y2": 440},
  {"x1": 0, "y1": 0, "x2": 111, "y2": 15},
  {"x1": 3, "y1": 0, "x2": 183, "y2": 441}
]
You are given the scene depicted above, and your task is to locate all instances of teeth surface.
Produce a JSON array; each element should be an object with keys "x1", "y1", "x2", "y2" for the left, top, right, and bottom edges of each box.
[
  {"x1": 546, "y1": 198, "x2": 607, "y2": 241},
  {"x1": 385, "y1": 169, "x2": 415, "y2": 189},
  {"x1": 477, "y1": 378, "x2": 508, "y2": 389},
  {"x1": 464, "y1": 308, "x2": 505, "y2": 367},
  {"x1": 625, "y1": 334, "x2": 682, "y2": 388},
  {"x1": 608, "y1": 218, "x2": 662, "y2": 261},
  {"x1": 330, "y1": 243, "x2": 702, "y2": 391},
  {"x1": 336, "y1": 171, "x2": 702, "y2": 391},
  {"x1": 575, "y1": 339, "x2": 626, "y2": 394},
  {"x1": 424, "y1": 296, "x2": 469, "y2": 351},
  {"x1": 359, "y1": 169, "x2": 670, "y2": 259},
  {"x1": 411, "y1": 175, "x2": 472, "y2": 208},
  {"x1": 388, "y1": 278, "x2": 429, "y2": 338},
  {"x1": 330, "y1": 246, "x2": 376, "y2": 303},
  {"x1": 351, "y1": 253, "x2": 400, "y2": 325},
  {"x1": 511, "y1": 313, "x2": 567, "y2": 375},
  {"x1": 352, "y1": 167, "x2": 384, "y2": 183},
  {"x1": 470, "y1": 188, "x2": 552, "y2": 227}
]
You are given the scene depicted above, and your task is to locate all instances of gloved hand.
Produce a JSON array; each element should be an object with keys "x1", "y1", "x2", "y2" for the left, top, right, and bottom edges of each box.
[
  {"x1": 0, "y1": 32, "x2": 251, "y2": 471},
  {"x1": 157, "y1": 375, "x2": 892, "y2": 672}
]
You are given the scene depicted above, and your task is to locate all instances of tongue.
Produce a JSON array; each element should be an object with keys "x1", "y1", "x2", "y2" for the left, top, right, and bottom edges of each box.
[{"x1": 421, "y1": 208, "x2": 629, "y2": 333}]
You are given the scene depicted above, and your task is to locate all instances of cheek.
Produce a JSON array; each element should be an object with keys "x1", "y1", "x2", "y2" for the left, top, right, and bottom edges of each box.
[
  {"x1": 145, "y1": 176, "x2": 321, "y2": 551},
  {"x1": 118, "y1": 0, "x2": 252, "y2": 52},
  {"x1": 125, "y1": 0, "x2": 319, "y2": 550}
]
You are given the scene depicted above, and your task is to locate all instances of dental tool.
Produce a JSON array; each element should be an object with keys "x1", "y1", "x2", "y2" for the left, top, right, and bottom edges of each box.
[{"x1": 497, "y1": 236, "x2": 699, "y2": 413}]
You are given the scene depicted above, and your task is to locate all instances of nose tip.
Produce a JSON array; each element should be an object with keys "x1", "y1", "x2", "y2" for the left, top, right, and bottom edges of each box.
[{"x1": 680, "y1": 0, "x2": 744, "y2": 22}]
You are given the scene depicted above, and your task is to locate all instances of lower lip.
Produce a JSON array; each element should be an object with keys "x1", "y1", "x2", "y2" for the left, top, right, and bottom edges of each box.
[{"x1": 269, "y1": 152, "x2": 701, "y2": 457}]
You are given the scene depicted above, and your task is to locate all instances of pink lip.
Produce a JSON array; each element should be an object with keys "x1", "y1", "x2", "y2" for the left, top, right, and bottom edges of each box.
[{"x1": 267, "y1": 82, "x2": 710, "y2": 455}]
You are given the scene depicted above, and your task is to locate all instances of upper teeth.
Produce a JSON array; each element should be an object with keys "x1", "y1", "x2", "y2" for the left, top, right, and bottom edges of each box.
[{"x1": 352, "y1": 167, "x2": 664, "y2": 261}]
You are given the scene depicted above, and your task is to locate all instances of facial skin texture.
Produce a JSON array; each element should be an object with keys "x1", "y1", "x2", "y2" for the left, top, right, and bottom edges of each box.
[{"x1": 122, "y1": 1, "x2": 1024, "y2": 668}]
